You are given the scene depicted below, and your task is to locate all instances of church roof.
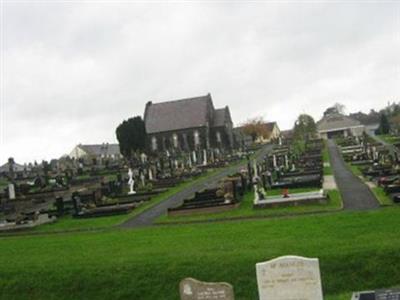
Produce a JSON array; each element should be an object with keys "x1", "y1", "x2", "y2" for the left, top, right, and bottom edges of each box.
[
  {"x1": 213, "y1": 107, "x2": 232, "y2": 127},
  {"x1": 144, "y1": 94, "x2": 214, "y2": 134}
]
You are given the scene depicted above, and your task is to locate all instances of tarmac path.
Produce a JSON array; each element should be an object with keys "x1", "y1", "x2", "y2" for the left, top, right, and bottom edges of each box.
[{"x1": 327, "y1": 139, "x2": 379, "y2": 210}]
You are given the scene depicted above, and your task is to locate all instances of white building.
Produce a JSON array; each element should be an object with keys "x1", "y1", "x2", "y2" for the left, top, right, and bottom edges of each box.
[
  {"x1": 317, "y1": 113, "x2": 365, "y2": 139},
  {"x1": 69, "y1": 143, "x2": 122, "y2": 160}
]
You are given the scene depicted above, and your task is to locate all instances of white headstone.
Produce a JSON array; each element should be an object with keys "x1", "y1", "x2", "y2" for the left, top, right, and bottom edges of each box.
[
  {"x1": 148, "y1": 168, "x2": 153, "y2": 181},
  {"x1": 8, "y1": 183, "x2": 16, "y2": 200},
  {"x1": 273, "y1": 155, "x2": 277, "y2": 168},
  {"x1": 253, "y1": 160, "x2": 258, "y2": 177},
  {"x1": 203, "y1": 149, "x2": 207, "y2": 166},
  {"x1": 256, "y1": 255, "x2": 323, "y2": 300},
  {"x1": 192, "y1": 151, "x2": 197, "y2": 164}
]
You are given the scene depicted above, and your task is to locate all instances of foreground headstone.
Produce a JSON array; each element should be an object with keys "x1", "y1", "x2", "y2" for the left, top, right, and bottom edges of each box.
[
  {"x1": 180, "y1": 277, "x2": 234, "y2": 300},
  {"x1": 256, "y1": 255, "x2": 323, "y2": 300},
  {"x1": 351, "y1": 289, "x2": 400, "y2": 300}
]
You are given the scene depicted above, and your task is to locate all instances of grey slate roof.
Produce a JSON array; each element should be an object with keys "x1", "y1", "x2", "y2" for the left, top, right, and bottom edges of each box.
[
  {"x1": 0, "y1": 162, "x2": 25, "y2": 173},
  {"x1": 144, "y1": 94, "x2": 214, "y2": 134},
  {"x1": 80, "y1": 144, "x2": 120, "y2": 157},
  {"x1": 213, "y1": 107, "x2": 232, "y2": 127},
  {"x1": 317, "y1": 113, "x2": 363, "y2": 132}
]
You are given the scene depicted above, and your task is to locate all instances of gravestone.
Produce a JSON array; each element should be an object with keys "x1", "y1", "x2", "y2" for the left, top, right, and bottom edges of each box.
[
  {"x1": 256, "y1": 255, "x2": 323, "y2": 300},
  {"x1": 8, "y1": 183, "x2": 16, "y2": 200},
  {"x1": 352, "y1": 289, "x2": 400, "y2": 300},
  {"x1": 179, "y1": 277, "x2": 234, "y2": 300}
]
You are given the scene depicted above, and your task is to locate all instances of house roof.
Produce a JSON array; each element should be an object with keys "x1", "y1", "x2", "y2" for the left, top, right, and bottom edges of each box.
[
  {"x1": 0, "y1": 161, "x2": 25, "y2": 173},
  {"x1": 264, "y1": 122, "x2": 279, "y2": 137},
  {"x1": 317, "y1": 113, "x2": 363, "y2": 132},
  {"x1": 79, "y1": 144, "x2": 120, "y2": 157},
  {"x1": 213, "y1": 107, "x2": 232, "y2": 127},
  {"x1": 144, "y1": 94, "x2": 214, "y2": 134}
]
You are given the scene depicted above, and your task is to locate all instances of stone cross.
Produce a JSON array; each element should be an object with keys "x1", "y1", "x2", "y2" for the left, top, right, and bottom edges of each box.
[
  {"x1": 256, "y1": 255, "x2": 323, "y2": 300},
  {"x1": 180, "y1": 277, "x2": 234, "y2": 300}
]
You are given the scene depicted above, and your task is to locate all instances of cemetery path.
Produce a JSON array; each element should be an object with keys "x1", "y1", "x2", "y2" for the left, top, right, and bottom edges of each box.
[
  {"x1": 327, "y1": 140, "x2": 380, "y2": 210},
  {"x1": 120, "y1": 145, "x2": 273, "y2": 228}
]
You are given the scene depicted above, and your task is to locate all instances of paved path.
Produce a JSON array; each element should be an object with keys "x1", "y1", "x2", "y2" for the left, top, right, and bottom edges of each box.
[
  {"x1": 327, "y1": 140, "x2": 379, "y2": 210},
  {"x1": 120, "y1": 145, "x2": 272, "y2": 228}
]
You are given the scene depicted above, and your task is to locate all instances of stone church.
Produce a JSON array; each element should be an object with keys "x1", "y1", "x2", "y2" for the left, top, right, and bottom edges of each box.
[{"x1": 144, "y1": 94, "x2": 234, "y2": 152}]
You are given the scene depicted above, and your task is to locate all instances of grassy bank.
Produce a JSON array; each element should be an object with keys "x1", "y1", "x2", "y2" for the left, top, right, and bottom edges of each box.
[
  {"x1": 372, "y1": 187, "x2": 393, "y2": 206},
  {"x1": 156, "y1": 189, "x2": 342, "y2": 224},
  {"x1": 1, "y1": 208, "x2": 400, "y2": 299}
]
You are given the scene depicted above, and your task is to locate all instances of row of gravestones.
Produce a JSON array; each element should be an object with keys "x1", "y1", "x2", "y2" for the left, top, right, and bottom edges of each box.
[{"x1": 179, "y1": 256, "x2": 400, "y2": 300}]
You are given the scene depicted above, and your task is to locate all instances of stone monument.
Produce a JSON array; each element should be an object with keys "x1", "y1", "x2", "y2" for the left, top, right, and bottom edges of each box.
[
  {"x1": 256, "y1": 255, "x2": 323, "y2": 300},
  {"x1": 127, "y1": 168, "x2": 136, "y2": 195},
  {"x1": 180, "y1": 277, "x2": 234, "y2": 300}
]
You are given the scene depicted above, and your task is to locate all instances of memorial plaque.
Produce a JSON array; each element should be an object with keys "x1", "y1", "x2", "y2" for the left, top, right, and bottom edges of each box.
[
  {"x1": 179, "y1": 277, "x2": 234, "y2": 300},
  {"x1": 256, "y1": 255, "x2": 323, "y2": 300}
]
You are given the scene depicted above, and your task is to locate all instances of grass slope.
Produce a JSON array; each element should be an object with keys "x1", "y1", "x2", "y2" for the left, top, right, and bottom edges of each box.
[{"x1": 1, "y1": 208, "x2": 400, "y2": 299}]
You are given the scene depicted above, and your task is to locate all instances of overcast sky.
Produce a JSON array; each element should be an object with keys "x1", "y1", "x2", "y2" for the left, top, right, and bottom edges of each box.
[{"x1": 1, "y1": 1, "x2": 399, "y2": 164}]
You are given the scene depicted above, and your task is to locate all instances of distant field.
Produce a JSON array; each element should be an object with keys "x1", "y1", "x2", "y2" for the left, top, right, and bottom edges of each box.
[
  {"x1": 1, "y1": 208, "x2": 400, "y2": 299},
  {"x1": 156, "y1": 189, "x2": 342, "y2": 224}
]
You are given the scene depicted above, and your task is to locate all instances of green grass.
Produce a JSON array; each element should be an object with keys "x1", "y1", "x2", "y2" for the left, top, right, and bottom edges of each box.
[
  {"x1": 0, "y1": 178, "x2": 9, "y2": 191},
  {"x1": 1, "y1": 207, "x2": 400, "y2": 299},
  {"x1": 324, "y1": 165, "x2": 333, "y2": 175},
  {"x1": 347, "y1": 163, "x2": 363, "y2": 177},
  {"x1": 156, "y1": 189, "x2": 341, "y2": 224},
  {"x1": 33, "y1": 169, "x2": 222, "y2": 233},
  {"x1": 372, "y1": 186, "x2": 393, "y2": 206},
  {"x1": 379, "y1": 134, "x2": 400, "y2": 145},
  {"x1": 323, "y1": 140, "x2": 330, "y2": 163}
]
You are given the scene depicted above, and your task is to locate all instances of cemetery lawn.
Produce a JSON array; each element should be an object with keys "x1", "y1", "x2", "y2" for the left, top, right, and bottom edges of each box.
[
  {"x1": 379, "y1": 134, "x2": 400, "y2": 144},
  {"x1": 155, "y1": 189, "x2": 342, "y2": 224},
  {"x1": 1, "y1": 207, "x2": 400, "y2": 299},
  {"x1": 372, "y1": 187, "x2": 393, "y2": 206},
  {"x1": 31, "y1": 169, "x2": 222, "y2": 233}
]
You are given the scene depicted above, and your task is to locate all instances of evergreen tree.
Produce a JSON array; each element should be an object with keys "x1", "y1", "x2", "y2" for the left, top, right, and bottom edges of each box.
[
  {"x1": 116, "y1": 116, "x2": 146, "y2": 158},
  {"x1": 378, "y1": 113, "x2": 390, "y2": 135}
]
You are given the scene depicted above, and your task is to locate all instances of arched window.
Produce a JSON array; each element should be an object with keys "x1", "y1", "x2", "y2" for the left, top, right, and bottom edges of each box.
[
  {"x1": 194, "y1": 130, "x2": 200, "y2": 146},
  {"x1": 216, "y1": 131, "x2": 221, "y2": 143},
  {"x1": 173, "y1": 134, "x2": 178, "y2": 148},
  {"x1": 151, "y1": 136, "x2": 157, "y2": 151}
]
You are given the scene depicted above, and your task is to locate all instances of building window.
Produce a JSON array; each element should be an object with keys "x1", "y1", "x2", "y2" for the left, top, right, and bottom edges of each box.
[
  {"x1": 216, "y1": 131, "x2": 221, "y2": 143},
  {"x1": 151, "y1": 136, "x2": 157, "y2": 151},
  {"x1": 194, "y1": 130, "x2": 200, "y2": 146}
]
